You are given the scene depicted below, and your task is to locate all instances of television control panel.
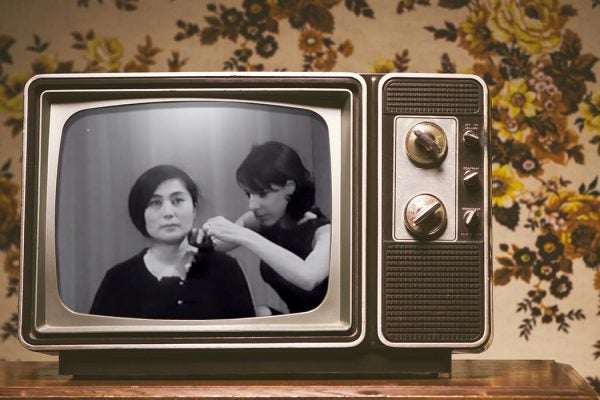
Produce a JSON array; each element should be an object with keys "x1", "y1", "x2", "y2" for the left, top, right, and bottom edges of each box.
[{"x1": 378, "y1": 74, "x2": 490, "y2": 349}]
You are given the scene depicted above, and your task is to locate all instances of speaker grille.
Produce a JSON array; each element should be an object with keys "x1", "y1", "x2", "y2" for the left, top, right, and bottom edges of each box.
[
  {"x1": 384, "y1": 80, "x2": 481, "y2": 115},
  {"x1": 382, "y1": 243, "x2": 483, "y2": 343}
]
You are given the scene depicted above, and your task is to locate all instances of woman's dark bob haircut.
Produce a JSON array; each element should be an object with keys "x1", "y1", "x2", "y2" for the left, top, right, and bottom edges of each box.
[
  {"x1": 128, "y1": 164, "x2": 199, "y2": 237},
  {"x1": 236, "y1": 141, "x2": 315, "y2": 221}
]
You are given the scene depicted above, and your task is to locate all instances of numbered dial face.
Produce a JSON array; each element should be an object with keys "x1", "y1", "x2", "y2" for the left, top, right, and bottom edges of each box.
[
  {"x1": 404, "y1": 193, "x2": 447, "y2": 240},
  {"x1": 405, "y1": 122, "x2": 448, "y2": 168}
]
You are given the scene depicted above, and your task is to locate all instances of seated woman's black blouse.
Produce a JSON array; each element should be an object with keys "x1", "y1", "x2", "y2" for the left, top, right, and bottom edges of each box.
[{"x1": 90, "y1": 250, "x2": 255, "y2": 319}]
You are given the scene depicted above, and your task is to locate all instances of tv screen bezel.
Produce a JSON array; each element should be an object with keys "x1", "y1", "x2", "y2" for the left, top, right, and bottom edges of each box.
[{"x1": 19, "y1": 72, "x2": 367, "y2": 350}]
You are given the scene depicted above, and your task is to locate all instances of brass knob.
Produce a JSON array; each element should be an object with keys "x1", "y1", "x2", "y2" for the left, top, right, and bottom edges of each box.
[
  {"x1": 405, "y1": 122, "x2": 448, "y2": 168},
  {"x1": 404, "y1": 194, "x2": 447, "y2": 240}
]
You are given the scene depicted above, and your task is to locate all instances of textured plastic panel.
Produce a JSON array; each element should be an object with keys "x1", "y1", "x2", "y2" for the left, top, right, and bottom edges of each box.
[
  {"x1": 382, "y1": 243, "x2": 484, "y2": 343},
  {"x1": 384, "y1": 80, "x2": 481, "y2": 115}
]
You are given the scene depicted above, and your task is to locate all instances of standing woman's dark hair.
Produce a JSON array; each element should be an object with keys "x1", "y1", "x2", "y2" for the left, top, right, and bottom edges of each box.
[
  {"x1": 203, "y1": 141, "x2": 330, "y2": 315},
  {"x1": 128, "y1": 164, "x2": 199, "y2": 237},
  {"x1": 236, "y1": 141, "x2": 315, "y2": 221}
]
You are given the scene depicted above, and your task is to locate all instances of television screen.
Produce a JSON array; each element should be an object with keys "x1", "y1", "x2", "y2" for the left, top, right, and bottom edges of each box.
[{"x1": 57, "y1": 101, "x2": 332, "y2": 319}]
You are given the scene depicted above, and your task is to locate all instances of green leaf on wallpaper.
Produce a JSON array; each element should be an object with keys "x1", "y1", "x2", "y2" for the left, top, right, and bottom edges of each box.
[
  {"x1": 497, "y1": 257, "x2": 515, "y2": 268},
  {"x1": 438, "y1": 0, "x2": 470, "y2": 9},
  {"x1": 345, "y1": 0, "x2": 375, "y2": 18},
  {"x1": 0, "y1": 35, "x2": 15, "y2": 64},
  {"x1": 26, "y1": 34, "x2": 49, "y2": 53},
  {"x1": 397, "y1": 0, "x2": 430, "y2": 14},
  {"x1": 592, "y1": 135, "x2": 600, "y2": 155},
  {"x1": 518, "y1": 317, "x2": 535, "y2": 341},
  {"x1": 593, "y1": 341, "x2": 600, "y2": 359},
  {"x1": 174, "y1": 20, "x2": 200, "y2": 42},
  {"x1": 0, "y1": 313, "x2": 17, "y2": 342},
  {"x1": 494, "y1": 267, "x2": 513, "y2": 286},
  {"x1": 560, "y1": 29, "x2": 582, "y2": 59},
  {"x1": 578, "y1": 176, "x2": 599, "y2": 195},
  {"x1": 545, "y1": 30, "x2": 598, "y2": 113},
  {"x1": 514, "y1": 265, "x2": 532, "y2": 283},
  {"x1": 424, "y1": 21, "x2": 457, "y2": 42},
  {"x1": 567, "y1": 145, "x2": 585, "y2": 164},
  {"x1": 205, "y1": 16, "x2": 221, "y2": 27},
  {"x1": 306, "y1": 6, "x2": 335, "y2": 33},
  {"x1": 559, "y1": 5, "x2": 577, "y2": 17},
  {"x1": 201, "y1": 27, "x2": 221, "y2": 45},
  {"x1": 115, "y1": 0, "x2": 138, "y2": 12},
  {"x1": 493, "y1": 204, "x2": 520, "y2": 231},
  {"x1": 439, "y1": 53, "x2": 456, "y2": 73},
  {"x1": 1, "y1": 159, "x2": 11, "y2": 173},
  {"x1": 517, "y1": 299, "x2": 532, "y2": 313}
]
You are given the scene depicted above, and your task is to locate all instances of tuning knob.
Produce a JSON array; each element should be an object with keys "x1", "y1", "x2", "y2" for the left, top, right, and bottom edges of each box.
[
  {"x1": 463, "y1": 209, "x2": 480, "y2": 229},
  {"x1": 404, "y1": 194, "x2": 447, "y2": 240},
  {"x1": 463, "y1": 130, "x2": 480, "y2": 147},
  {"x1": 463, "y1": 169, "x2": 480, "y2": 188},
  {"x1": 405, "y1": 122, "x2": 448, "y2": 168}
]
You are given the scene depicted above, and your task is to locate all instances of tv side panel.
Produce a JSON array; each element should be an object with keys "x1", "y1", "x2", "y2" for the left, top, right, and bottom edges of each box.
[{"x1": 377, "y1": 74, "x2": 492, "y2": 350}]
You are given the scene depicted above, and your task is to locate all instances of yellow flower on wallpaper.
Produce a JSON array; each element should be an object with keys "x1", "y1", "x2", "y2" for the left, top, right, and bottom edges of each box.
[
  {"x1": 525, "y1": 118, "x2": 579, "y2": 165},
  {"x1": 3, "y1": 246, "x2": 19, "y2": 279},
  {"x1": 0, "y1": 176, "x2": 20, "y2": 252},
  {"x1": 458, "y1": 5, "x2": 492, "y2": 58},
  {"x1": 562, "y1": 218, "x2": 599, "y2": 259},
  {"x1": 546, "y1": 192, "x2": 600, "y2": 258},
  {"x1": 314, "y1": 49, "x2": 337, "y2": 71},
  {"x1": 492, "y1": 165, "x2": 524, "y2": 208},
  {"x1": 579, "y1": 92, "x2": 600, "y2": 134},
  {"x1": 469, "y1": 60, "x2": 504, "y2": 97},
  {"x1": 31, "y1": 54, "x2": 58, "y2": 74},
  {"x1": 369, "y1": 58, "x2": 395, "y2": 73},
  {"x1": 86, "y1": 37, "x2": 124, "y2": 71},
  {"x1": 337, "y1": 40, "x2": 353, "y2": 57},
  {"x1": 0, "y1": 73, "x2": 27, "y2": 120},
  {"x1": 494, "y1": 79, "x2": 540, "y2": 119},
  {"x1": 299, "y1": 29, "x2": 324, "y2": 53},
  {"x1": 487, "y1": 0, "x2": 567, "y2": 55},
  {"x1": 492, "y1": 113, "x2": 528, "y2": 142}
]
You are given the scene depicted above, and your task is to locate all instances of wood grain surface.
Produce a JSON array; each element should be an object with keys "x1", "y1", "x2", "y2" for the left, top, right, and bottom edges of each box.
[{"x1": 0, "y1": 360, "x2": 598, "y2": 399}]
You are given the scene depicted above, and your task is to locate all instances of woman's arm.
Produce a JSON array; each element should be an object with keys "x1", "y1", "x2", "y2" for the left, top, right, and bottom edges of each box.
[
  {"x1": 205, "y1": 211, "x2": 258, "y2": 253},
  {"x1": 205, "y1": 216, "x2": 331, "y2": 291}
]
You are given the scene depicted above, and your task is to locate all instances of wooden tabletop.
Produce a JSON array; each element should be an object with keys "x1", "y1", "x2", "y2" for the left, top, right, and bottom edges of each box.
[{"x1": 0, "y1": 359, "x2": 597, "y2": 399}]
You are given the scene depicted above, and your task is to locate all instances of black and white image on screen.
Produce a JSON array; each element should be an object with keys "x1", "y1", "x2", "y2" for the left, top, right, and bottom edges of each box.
[{"x1": 56, "y1": 101, "x2": 332, "y2": 319}]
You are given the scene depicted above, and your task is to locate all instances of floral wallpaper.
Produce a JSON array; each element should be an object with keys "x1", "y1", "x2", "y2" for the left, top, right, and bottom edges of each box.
[{"x1": 1, "y1": 0, "x2": 599, "y2": 390}]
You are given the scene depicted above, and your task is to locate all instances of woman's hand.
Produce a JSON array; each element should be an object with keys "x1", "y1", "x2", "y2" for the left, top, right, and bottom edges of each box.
[{"x1": 203, "y1": 216, "x2": 251, "y2": 246}]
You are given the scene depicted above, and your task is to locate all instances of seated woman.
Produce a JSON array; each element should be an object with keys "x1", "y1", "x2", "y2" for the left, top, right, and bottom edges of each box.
[
  {"x1": 199, "y1": 141, "x2": 331, "y2": 315},
  {"x1": 90, "y1": 164, "x2": 255, "y2": 320}
]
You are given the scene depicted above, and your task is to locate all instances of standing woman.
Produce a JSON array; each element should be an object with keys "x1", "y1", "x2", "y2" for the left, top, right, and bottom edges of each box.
[
  {"x1": 201, "y1": 141, "x2": 331, "y2": 315},
  {"x1": 90, "y1": 164, "x2": 255, "y2": 320}
]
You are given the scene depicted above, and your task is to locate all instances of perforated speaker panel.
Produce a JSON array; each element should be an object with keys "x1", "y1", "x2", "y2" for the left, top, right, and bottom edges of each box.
[
  {"x1": 382, "y1": 243, "x2": 484, "y2": 343},
  {"x1": 384, "y1": 80, "x2": 481, "y2": 115}
]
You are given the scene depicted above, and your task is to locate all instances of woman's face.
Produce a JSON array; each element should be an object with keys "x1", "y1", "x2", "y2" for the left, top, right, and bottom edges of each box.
[
  {"x1": 244, "y1": 181, "x2": 295, "y2": 227},
  {"x1": 144, "y1": 178, "x2": 196, "y2": 244}
]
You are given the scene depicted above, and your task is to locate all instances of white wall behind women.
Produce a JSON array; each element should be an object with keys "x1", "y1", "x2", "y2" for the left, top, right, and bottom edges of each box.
[{"x1": 57, "y1": 102, "x2": 331, "y2": 313}]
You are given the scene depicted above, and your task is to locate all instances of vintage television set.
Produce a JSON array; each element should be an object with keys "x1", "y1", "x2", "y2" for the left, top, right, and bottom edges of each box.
[{"x1": 19, "y1": 72, "x2": 491, "y2": 378}]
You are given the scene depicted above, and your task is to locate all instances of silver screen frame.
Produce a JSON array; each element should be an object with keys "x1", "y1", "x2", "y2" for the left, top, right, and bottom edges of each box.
[{"x1": 19, "y1": 72, "x2": 367, "y2": 350}]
